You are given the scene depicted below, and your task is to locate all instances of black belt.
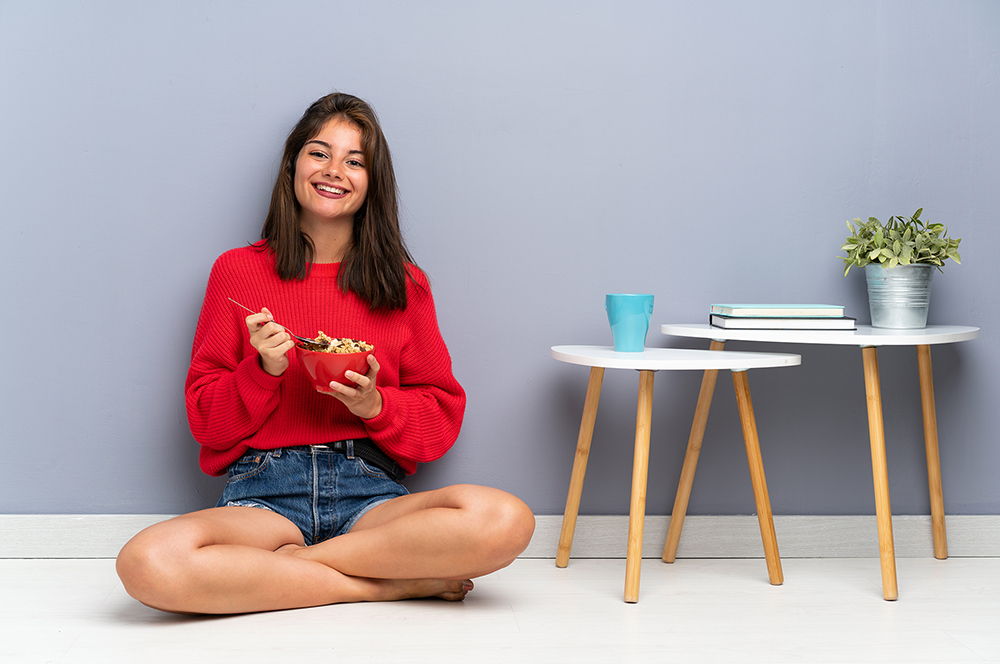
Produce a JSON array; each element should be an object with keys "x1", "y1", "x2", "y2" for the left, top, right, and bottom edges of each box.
[{"x1": 317, "y1": 438, "x2": 405, "y2": 482}]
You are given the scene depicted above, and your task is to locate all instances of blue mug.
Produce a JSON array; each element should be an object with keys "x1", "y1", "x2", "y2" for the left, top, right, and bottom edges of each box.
[{"x1": 605, "y1": 294, "x2": 654, "y2": 352}]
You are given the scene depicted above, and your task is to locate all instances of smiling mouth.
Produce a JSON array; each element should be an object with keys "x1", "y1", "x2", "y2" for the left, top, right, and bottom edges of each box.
[{"x1": 315, "y1": 183, "x2": 347, "y2": 195}]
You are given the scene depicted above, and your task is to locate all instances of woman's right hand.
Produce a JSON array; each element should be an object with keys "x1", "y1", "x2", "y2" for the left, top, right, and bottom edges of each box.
[{"x1": 246, "y1": 307, "x2": 295, "y2": 377}]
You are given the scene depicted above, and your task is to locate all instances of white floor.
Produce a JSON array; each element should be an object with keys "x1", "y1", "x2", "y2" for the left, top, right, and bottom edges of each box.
[{"x1": 2, "y1": 556, "x2": 1000, "y2": 663}]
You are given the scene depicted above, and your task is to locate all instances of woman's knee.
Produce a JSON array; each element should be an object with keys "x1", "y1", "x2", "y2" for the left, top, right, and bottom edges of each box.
[
  {"x1": 495, "y1": 492, "x2": 535, "y2": 557},
  {"x1": 115, "y1": 517, "x2": 211, "y2": 607},
  {"x1": 452, "y1": 484, "x2": 535, "y2": 558}
]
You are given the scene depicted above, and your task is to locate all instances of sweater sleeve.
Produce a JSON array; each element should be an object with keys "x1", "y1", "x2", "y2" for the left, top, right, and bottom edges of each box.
[
  {"x1": 184, "y1": 256, "x2": 285, "y2": 452},
  {"x1": 362, "y1": 273, "x2": 466, "y2": 466}
]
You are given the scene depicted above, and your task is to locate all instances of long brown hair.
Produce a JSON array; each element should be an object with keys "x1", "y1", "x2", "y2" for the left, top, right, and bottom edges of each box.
[{"x1": 260, "y1": 93, "x2": 416, "y2": 310}]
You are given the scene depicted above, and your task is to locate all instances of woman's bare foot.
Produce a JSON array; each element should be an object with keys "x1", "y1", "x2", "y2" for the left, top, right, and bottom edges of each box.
[
  {"x1": 275, "y1": 541, "x2": 472, "y2": 601},
  {"x1": 275, "y1": 544, "x2": 471, "y2": 601},
  {"x1": 377, "y1": 578, "x2": 474, "y2": 602}
]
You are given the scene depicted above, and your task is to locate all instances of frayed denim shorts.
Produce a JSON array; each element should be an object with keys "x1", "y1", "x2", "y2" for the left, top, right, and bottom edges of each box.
[{"x1": 216, "y1": 442, "x2": 409, "y2": 545}]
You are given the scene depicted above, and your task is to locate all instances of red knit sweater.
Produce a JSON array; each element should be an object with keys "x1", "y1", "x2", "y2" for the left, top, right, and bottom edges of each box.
[{"x1": 185, "y1": 243, "x2": 466, "y2": 477}]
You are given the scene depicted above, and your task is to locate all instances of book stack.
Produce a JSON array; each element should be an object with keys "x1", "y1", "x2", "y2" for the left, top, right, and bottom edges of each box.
[{"x1": 709, "y1": 304, "x2": 856, "y2": 330}]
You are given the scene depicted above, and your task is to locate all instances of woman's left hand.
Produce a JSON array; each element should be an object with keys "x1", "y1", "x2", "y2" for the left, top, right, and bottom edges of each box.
[{"x1": 316, "y1": 354, "x2": 383, "y2": 419}]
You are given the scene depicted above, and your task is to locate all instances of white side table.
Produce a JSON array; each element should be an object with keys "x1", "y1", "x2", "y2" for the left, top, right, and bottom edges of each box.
[
  {"x1": 660, "y1": 324, "x2": 980, "y2": 600},
  {"x1": 551, "y1": 345, "x2": 800, "y2": 602}
]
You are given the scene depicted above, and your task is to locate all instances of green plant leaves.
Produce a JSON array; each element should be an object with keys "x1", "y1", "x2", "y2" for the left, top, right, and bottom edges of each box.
[{"x1": 839, "y1": 209, "x2": 962, "y2": 275}]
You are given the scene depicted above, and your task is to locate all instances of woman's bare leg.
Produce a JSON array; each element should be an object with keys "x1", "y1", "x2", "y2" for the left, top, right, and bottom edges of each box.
[
  {"x1": 287, "y1": 484, "x2": 536, "y2": 580},
  {"x1": 116, "y1": 506, "x2": 471, "y2": 615}
]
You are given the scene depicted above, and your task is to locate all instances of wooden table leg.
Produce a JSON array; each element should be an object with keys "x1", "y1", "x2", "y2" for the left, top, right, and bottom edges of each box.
[
  {"x1": 862, "y1": 346, "x2": 899, "y2": 601},
  {"x1": 732, "y1": 370, "x2": 783, "y2": 585},
  {"x1": 917, "y1": 345, "x2": 948, "y2": 560},
  {"x1": 625, "y1": 369, "x2": 656, "y2": 603},
  {"x1": 556, "y1": 367, "x2": 605, "y2": 568},
  {"x1": 663, "y1": 340, "x2": 725, "y2": 563}
]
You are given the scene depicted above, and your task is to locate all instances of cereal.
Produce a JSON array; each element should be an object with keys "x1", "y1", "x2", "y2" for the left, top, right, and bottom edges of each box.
[{"x1": 300, "y1": 331, "x2": 374, "y2": 354}]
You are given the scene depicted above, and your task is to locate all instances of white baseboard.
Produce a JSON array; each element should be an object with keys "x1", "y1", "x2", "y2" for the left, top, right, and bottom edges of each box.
[
  {"x1": 0, "y1": 515, "x2": 175, "y2": 558},
  {"x1": 2, "y1": 514, "x2": 999, "y2": 559},
  {"x1": 523, "y1": 514, "x2": 1000, "y2": 559}
]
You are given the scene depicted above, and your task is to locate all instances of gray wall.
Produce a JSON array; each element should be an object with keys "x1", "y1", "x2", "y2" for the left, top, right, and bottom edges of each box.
[{"x1": 2, "y1": 1, "x2": 998, "y2": 517}]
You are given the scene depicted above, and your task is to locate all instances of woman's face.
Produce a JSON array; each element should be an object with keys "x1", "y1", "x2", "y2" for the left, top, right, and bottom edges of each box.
[{"x1": 294, "y1": 118, "x2": 369, "y2": 227}]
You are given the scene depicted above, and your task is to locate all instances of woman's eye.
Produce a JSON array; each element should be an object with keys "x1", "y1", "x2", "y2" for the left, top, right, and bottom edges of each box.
[
  {"x1": 309, "y1": 151, "x2": 328, "y2": 159},
  {"x1": 347, "y1": 159, "x2": 364, "y2": 168}
]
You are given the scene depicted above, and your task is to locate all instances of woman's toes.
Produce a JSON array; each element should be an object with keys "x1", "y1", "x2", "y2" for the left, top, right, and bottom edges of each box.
[{"x1": 439, "y1": 580, "x2": 474, "y2": 601}]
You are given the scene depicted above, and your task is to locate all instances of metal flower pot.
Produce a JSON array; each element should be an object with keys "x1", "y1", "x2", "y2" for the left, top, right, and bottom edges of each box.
[{"x1": 865, "y1": 263, "x2": 934, "y2": 329}]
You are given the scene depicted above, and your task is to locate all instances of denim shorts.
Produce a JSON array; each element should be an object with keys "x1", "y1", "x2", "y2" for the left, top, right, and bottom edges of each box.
[{"x1": 216, "y1": 442, "x2": 409, "y2": 545}]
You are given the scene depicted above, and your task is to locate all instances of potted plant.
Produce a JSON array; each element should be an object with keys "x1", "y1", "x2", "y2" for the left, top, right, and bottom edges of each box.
[{"x1": 840, "y1": 208, "x2": 961, "y2": 329}]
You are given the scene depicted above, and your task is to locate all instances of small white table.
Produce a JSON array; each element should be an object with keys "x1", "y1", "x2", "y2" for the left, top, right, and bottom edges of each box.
[
  {"x1": 551, "y1": 345, "x2": 801, "y2": 602},
  {"x1": 660, "y1": 324, "x2": 980, "y2": 601}
]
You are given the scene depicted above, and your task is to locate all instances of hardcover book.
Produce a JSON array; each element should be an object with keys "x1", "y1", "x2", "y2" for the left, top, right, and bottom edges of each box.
[
  {"x1": 709, "y1": 304, "x2": 845, "y2": 318},
  {"x1": 710, "y1": 314, "x2": 856, "y2": 330}
]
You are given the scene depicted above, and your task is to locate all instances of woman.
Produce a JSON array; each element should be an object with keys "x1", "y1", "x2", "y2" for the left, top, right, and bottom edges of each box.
[{"x1": 116, "y1": 93, "x2": 535, "y2": 614}]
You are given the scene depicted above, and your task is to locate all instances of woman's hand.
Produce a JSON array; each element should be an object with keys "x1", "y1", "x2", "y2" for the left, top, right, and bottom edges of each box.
[
  {"x1": 246, "y1": 307, "x2": 295, "y2": 377},
  {"x1": 316, "y1": 354, "x2": 383, "y2": 419}
]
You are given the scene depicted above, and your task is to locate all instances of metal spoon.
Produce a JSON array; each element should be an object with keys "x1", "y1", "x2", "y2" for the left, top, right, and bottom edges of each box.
[{"x1": 227, "y1": 298, "x2": 329, "y2": 347}]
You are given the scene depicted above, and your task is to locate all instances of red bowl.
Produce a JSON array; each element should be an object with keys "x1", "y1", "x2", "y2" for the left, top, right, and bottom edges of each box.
[{"x1": 295, "y1": 345, "x2": 373, "y2": 390}]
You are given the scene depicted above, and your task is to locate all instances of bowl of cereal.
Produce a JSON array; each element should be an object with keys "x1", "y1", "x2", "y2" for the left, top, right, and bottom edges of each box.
[{"x1": 295, "y1": 332, "x2": 375, "y2": 390}]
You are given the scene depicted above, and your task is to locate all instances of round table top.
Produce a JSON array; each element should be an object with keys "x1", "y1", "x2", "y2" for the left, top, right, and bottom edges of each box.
[
  {"x1": 550, "y1": 345, "x2": 801, "y2": 371},
  {"x1": 661, "y1": 324, "x2": 980, "y2": 347}
]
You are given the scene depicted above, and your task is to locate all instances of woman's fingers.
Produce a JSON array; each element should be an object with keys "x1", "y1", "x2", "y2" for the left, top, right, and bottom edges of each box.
[
  {"x1": 344, "y1": 355, "x2": 379, "y2": 392},
  {"x1": 245, "y1": 307, "x2": 274, "y2": 333},
  {"x1": 246, "y1": 307, "x2": 292, "y2": 377},
  {"x1": 364, "y1": 354, "x2": 381, "y2": 379},
  {"x1": 318, "y1": 354, "x2": 383, "y2": 419},
  {"x1": 344, "y1": 370, "x2": 370, "y2": 389}
]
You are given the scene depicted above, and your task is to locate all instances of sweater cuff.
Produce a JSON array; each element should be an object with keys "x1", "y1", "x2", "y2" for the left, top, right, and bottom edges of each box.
[
  {"x1": 238, "y1": 355, "x2": 284, "y2": 393},
  {"x1": 361, "y1": 386, "x2": 398, "y2": 433}
]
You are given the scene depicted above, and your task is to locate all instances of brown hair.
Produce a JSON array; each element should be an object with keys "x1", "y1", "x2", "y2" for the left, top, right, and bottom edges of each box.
[{"x1": 260, "y1": 93, "x2": 416, "y2": 310}]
